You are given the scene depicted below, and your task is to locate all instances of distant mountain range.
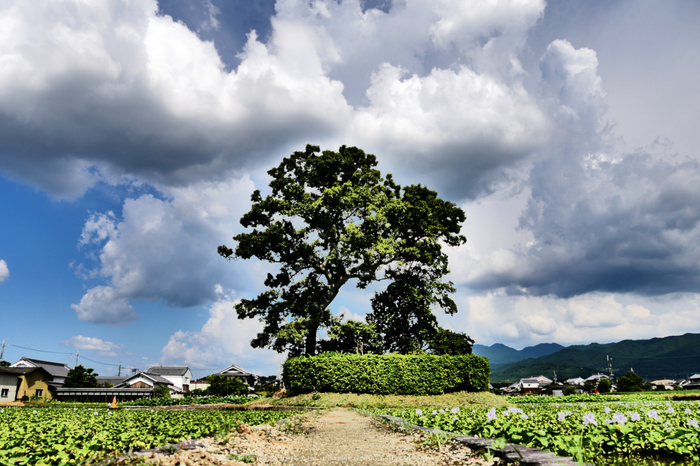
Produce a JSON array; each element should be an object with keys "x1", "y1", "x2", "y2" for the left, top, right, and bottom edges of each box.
[{"x1": 475, "y1": 333, "x2": 700, "y2": 384}]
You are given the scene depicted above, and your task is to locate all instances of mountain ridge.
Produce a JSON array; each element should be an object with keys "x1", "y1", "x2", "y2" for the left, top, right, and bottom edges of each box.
[{"x1": 484, "y1": 333, "x2": 700, "y2": 383}]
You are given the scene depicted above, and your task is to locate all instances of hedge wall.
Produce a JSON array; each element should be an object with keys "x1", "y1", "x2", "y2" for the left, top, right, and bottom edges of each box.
[{"x1": 282, "y1": 353, "x2": 490, "y2": 395}]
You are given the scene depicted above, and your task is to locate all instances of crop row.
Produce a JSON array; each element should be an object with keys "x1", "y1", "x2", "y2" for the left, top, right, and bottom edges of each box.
[
  {"x1": 0, "y1": 407, "x2": 301, "y2": 466},
  {"x1": 372, "y1": 400, "x2": 700, "y2": 462}
]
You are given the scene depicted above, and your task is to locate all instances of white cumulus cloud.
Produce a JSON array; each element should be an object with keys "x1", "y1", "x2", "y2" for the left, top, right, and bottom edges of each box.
[
  {"x1": 160, "y1": 298, "x2": 285, "y2": 374},
  {"x1": 0, "y1": 260, "x2": 8, "y2": 282},
  {"x1": 62, "y1": 335, "x2": 123, "y2": 358}
]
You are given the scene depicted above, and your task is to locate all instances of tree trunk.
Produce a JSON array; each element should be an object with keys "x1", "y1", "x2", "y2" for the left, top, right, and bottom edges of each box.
[{"x1": 305, "y1": 320, "x2": 319, "y2": 356}]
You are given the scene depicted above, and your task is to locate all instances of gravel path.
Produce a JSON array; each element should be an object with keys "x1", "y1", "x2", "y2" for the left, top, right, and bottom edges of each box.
[{"x1": 147, "y1": 408, "x2": 501, "y2": 466}]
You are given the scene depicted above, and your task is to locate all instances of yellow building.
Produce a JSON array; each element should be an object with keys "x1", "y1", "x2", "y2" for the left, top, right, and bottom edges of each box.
[{"x1": 0, "y1": 366, "x2": 53, "y2": 401}]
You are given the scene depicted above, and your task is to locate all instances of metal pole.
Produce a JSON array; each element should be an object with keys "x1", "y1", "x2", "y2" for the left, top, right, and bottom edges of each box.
[
  {"x1": 75, "y1": 351, "x2": 79, "y2": 367},
  {"x1": 0, "y1": 339, "x2": 7, "y2": 360}
]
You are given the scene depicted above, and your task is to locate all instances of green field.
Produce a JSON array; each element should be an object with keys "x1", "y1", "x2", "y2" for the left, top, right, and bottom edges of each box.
[
  {"x1": 0, "y1": 406, "x2": 302, "y2": 466},
  {"x1": 369, "y1": 397, "x2": 700, "y2": 463}
]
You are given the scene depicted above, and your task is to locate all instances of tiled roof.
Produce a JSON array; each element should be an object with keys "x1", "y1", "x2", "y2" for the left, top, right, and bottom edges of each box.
[
  {"x1": 0, "y1": 366, "x2": 51, "y2": 377},
  {"x1": 147, "y1": 366, "x2": 190, "y2": 376},
  {"x1": 96, "y1": 376, "x2": 128, "y2": 386},
  {"x1": 13, "y1": 357, "x2": 70, "y2": 378}
]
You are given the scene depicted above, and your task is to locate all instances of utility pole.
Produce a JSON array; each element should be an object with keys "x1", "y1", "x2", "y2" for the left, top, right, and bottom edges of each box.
[
  {"x1": 75, "y1": 351, "x2": 79, "y2": 367},
  {"x1": 607, "y1": 355, "x2": 613, "y2": 378},
  {"x1": 118, "y1": 363, "x2": 121, "y2": 377},
  {"x1": 553, "y1": 370, "x2": 557, "y2": 384},
  {"x1": 0, "y1": 339, "x2": 8, "y2": 361}
]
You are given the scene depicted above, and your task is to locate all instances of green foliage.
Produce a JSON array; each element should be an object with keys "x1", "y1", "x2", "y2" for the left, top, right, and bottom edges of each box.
[
  {"x1": 282, "y1": 353, "x2": 489, "y2": 395},
  {"x1": 206, "y1": 375, "x2": 249, "y2": 396},
  {"x1": 0, "y1": 406, "x2": 301, "y2": 465},
  {"x1": 372, "y1": 399, "x2": 700, "y2": 462},
  {"x1": 127, "y1": 394, "x2": 257, "y2": 407},
  {"x1": 597, "y1": 378, "x2": 612, "y2": 393},
  {"x1": 563, "y1": 385, "x2": 578, "y2": 396},
  {"x1": 617, "y1": 371, "x2": 645, "y2": 392},
  {"x1": 0, "y1": 360, "x2": 10, "y2": 367},
  {"x1": 219, "y1": 144, "x2": 466, "y2": 356},
  {"x1": 490, "y1": 333, "x2": 700, "y2": 383},
  {"x1": 428, "y1": 328, "x2": 474, "y2": 355},
  {"x1": 152, "y1": 384, "x2": 170, "y2": 399},
  {"x1": 63, "y1": 365, "x2": 98, "y2": 388},
  {"x1": 319, "y1": 319, "x2": 383, "y2": 354}
]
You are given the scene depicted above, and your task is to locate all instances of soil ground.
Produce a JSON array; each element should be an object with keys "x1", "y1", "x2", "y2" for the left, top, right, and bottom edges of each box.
[{"x1": 146, "y1": 408, "x2": 502, "y2": 466}]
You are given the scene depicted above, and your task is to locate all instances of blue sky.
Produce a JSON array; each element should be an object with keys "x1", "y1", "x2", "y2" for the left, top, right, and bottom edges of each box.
[{"x1": 1, "y1": 0, "x2": 700, "y2": 378}]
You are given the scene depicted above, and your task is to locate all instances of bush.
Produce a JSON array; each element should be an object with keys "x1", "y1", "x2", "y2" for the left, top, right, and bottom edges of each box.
[
  {"x1": 597, "y1": 378, "x2": 612, "y2": 393},
  {"x1": 282, "y1": 353, "x2": 489, "y2": 395},
  {"x1": 206, "y1": 375, "x2": 249, "y2": 396},
  {"x1": 563, "y1": 385, "x2": 578, "y2": 396}
]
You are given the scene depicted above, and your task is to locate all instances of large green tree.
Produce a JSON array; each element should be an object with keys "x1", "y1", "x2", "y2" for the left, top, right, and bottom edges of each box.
[
  {"x1": 219, "y1": 145, "x2": 466, "y2": 356},
  {"x1": 63, "y1": 365, "x2": 98, "y2": 388}
]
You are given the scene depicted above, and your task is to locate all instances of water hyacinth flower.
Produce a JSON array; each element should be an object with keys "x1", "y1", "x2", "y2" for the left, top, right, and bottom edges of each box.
[
  {"x1": 667, "y1": 406, "x2": 675, "y2": 414},
  {"x1": 647, "y1": 410, "x2": 661, "y2": 421},
  {"x1": 685, "y1": 408, "x2": 692, "y2": 414},
  {"x1": 415, "y1": 409, "x2": 423, "y2": 416},
  {"x1": 604, "y1": 407, "x2": 612, "y2": 414},
  {"x1": 432, "y1": 410, "x2": 438, "y2": 415},
  {"x1": 451, "y1": 407, "x2": 460, "y2": 414},
  {"x1": 629, "y1": 412, "x2": 641, "y2": 422},
  {"x1": 487, "y1": 408, "x2": 497, "y2": 422},
  {"x1": 687, "y1": 419, "x2": 699, "y2": 428},
  {"x1": 558, "y1": 411, "x2": 568, "y2": 422},
  {"x1": 521, "y1": 414, "x2": 529, "y2": 420},
  {"x1": 612, "y1": 413, "x2": 627, "y2": 425},
  {"x1": 583, "y1": 413, "x2": 597, "y2": 426}
]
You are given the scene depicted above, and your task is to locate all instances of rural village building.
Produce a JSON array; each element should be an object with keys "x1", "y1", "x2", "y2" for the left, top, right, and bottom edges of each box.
[
  {"x1": 0, "y1": 366, "x2": 53, "y2": 400},
  {"x1": 146, "y1": 366, "x2": 192, "y2": 392},
  {"x1": 213, "y1": 363, "x2": 258, "y2": 387},
  {"x1": 10, "y1": 357, "x2": 70, "y2": 387}
]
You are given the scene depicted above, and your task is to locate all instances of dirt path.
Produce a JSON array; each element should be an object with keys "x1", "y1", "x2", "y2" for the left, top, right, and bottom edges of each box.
[{"x1": 148, "y1": 408, "x2": 498, "y2": 466}]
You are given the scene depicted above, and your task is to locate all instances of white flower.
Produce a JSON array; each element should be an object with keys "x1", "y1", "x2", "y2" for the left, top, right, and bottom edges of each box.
[
  {"x1": 415, "y1": 409, "x2": 423, "y2": 416},
  {"x1": 451, "y1": 407, "x2": 460, "y2": 414},
  {"x1": 432, "y1": 410, "x2": 437, "y2": 415}
]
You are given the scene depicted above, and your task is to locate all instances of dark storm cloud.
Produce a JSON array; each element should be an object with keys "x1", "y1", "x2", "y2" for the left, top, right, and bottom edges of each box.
[{"x1": 468, "y1": 37, "x2": 700, "y2": 298}]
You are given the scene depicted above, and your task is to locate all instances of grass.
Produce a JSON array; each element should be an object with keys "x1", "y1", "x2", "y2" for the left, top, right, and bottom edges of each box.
[{"x1": 247, "y1": 391, "x2": 509, "y2": 410}]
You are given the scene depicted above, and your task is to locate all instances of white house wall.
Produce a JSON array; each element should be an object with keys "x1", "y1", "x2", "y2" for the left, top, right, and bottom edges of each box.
[{"x1": 0, "y1": 373, "x2": 19, "y2": 401}]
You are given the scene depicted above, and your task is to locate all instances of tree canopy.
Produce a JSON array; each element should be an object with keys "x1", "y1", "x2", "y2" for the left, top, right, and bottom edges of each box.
[
  {"x1": 64, "y1": 365, "x2": 98, "y2": 388},
  {"x1": 219, "y1": 145, "x2": 467, "y2": 356}
]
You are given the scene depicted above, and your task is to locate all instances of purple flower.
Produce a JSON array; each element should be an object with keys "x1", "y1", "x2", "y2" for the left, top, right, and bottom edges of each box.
[
  {"x1": 583, "y1": 412, "x2": 597, "y2": 426},
  {"x1": 612, "y1": 412, "x2": 627, "y2": 425},
  {"x1": 558, "y1": 411, "x2": 567, "y2": 422},
  {"x1": 487, "y1": 408, "x2": 497, "y2": 422},
  {"x1": 451, "y1": 407, "x2": 460, "y2": 414},
  {"x1": 604, "y1": 407, "x2": 612, "y2": 414},
  {"x1": 415, "y1": 409, "x2": 423, "y2": 416},
  {"x1": 687, "y1": 419, "x2": 699, "y2": 428},
  {"x1": 629, "y1": 412, "x2": 641, "y2": 422}
]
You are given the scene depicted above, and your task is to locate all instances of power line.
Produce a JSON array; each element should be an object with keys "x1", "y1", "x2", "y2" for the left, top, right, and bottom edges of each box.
[
  {"x1": 79, "y1": 354, "x2": 121, "y2": 367},
  {"x1": 8, "y1": 344, "x2": 75, "y2": 355},
  {"x1": 6, "y1": 343, "x2": 124, "y2": 368}
]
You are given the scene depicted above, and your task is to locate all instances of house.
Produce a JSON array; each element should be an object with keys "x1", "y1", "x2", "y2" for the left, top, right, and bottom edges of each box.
[
  {"x1": 681, "y1": 374, "x2": 700, "y2": 390},
  {"x1": 520, "y1": 376, "x2": 551, "y2": 395},
  {"x1": 114, "y1": 371, "x2": 181, "y2": 396},
  {"x1": 507, "y1": 375, "x2": 553, "y2": 395},
  {"x1": 190, "y1": 377, "x2": 210, "y2": 391},
  {"x1": 212, "y1": 363, "x2": 258, "y2": 387},
  {"x1": 10, "y1": 357, "x2": 70, "y2": 387},
  {"x1": 95, "y1": 376, "x2": 127, "y2": 387},
  {"x1": 146, "y1": 366, "x2": 192, "y2": 392},
  {"x1": 650, "y1": 379, "x2": 676, "y2": 390},
  {"x1": 0, "y1": 366, "x2": 54, "y2": 401},
  {"x1": 565, "y1": 377, "x2": 586, "y2": 386},
  {"x1": 585, "y1": 373, "x2": 611, "y2": 383}
]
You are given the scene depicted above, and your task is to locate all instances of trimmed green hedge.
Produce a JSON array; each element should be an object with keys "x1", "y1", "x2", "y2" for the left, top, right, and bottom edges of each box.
[{"x1": 282, "y1": 353, "x2": 490, "y2": 395}]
